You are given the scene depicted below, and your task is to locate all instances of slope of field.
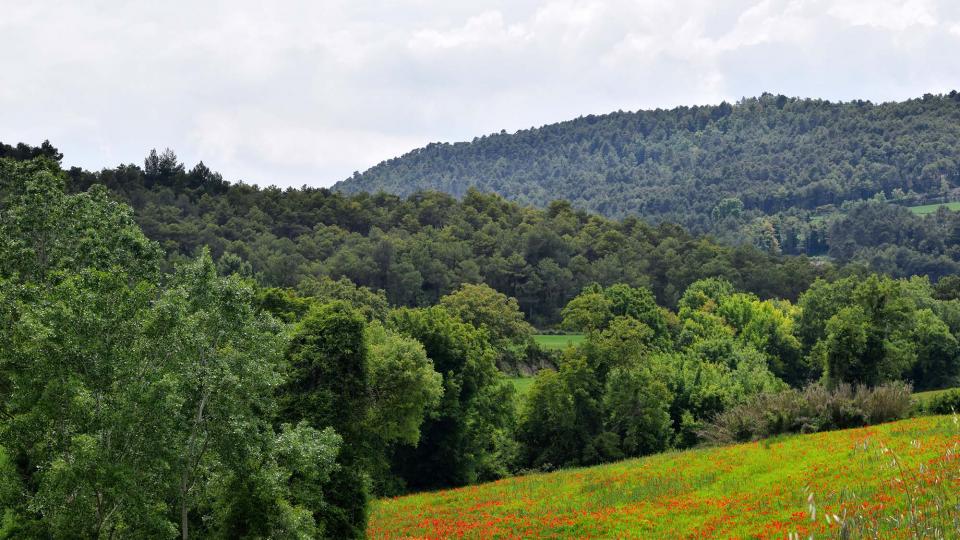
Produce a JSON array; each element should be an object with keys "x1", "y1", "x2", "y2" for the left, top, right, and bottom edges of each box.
[
  {"x1": 807, "y1": 200, "x2": 960, "y2": 223},
  {"x1": 507, "y1": 376, "x2": 535, "y2": 398},
  {"x1": 907, "y1": 201, "x2": 960, "y2": 215},
  {"x1": 509, "y1": 336, "x2": 584, "y2": 398},
  {"x1": 369, "y1": 416, "x2": 960, "y2": 539},
  {"x1": 533, "y1": 334, "x2": 585, "y2": 351},
  {"x1": 913, "y1": 387, "x2": 960, "y2": 407}
]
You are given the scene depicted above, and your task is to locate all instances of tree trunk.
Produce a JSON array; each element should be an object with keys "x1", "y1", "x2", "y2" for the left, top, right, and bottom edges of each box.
[
  {"x1": 180, "y1": 387, "x2": 211, "y2": 540},
  {"x1": 180, "y1": 476, "x2": 189, "y2": 540}
]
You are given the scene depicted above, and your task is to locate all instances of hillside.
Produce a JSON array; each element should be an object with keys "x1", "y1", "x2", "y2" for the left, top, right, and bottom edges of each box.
[
  {"x1": 369, "y1": 415, "x2": 960, "y2": 539},
  {"x1": 335, "y1": 93, "x2": 960, "y2": 233},
  {"x1": 0, "y1": 146, "x2": 822, "y2": 326}
]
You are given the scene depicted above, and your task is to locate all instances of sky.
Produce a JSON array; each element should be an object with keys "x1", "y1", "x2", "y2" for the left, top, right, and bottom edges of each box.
[{"x1": 2, "y1": 0, "x2": 960, "y2": 188}]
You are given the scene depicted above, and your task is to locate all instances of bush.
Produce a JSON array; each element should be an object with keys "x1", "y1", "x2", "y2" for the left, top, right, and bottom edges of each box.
[
  {"x1": 858, "y1": 383, "x2": 914, "y2": 424},
  {"x1": 699, "y1": 382, "x2": 913, "y2": 445},
  {"x1": 924, "y1": 388, "x2": 960, "y2": 414}
]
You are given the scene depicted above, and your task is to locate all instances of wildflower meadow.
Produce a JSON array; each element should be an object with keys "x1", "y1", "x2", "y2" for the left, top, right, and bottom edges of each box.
[{"x1": 370, "y1": 415, "x2": 960, "y2": 539}]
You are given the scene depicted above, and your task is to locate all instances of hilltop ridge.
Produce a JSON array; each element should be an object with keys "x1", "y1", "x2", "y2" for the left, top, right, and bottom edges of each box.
[{"x1": 336, "y1": 92, "x2": 960, "y2": 233}]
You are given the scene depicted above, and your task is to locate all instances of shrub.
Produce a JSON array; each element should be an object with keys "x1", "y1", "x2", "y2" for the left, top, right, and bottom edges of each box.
[
  {"x1": 856, "y1": 382, "x2": 913, "y2": 424},
  {"x1": 925, "y1": 388, "x2": 960, "y2": 414},
  {"x1": 699, "y1": 382, "x2": 913, "y2": 445}
]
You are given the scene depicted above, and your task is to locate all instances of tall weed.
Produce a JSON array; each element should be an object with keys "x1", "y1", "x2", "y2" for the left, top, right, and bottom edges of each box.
[{"x1": 700, "y1": 382, "x2": 913, "y2": 445}]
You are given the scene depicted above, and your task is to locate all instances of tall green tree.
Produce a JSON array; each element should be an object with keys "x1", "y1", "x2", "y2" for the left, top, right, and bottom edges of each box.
[
  {"x1": 278, "y1": 301, "x2": 370, "y2": 539},
  {"x1": 0, "y1": 163, "x2": 335, "y2": 538},
  {"x1": 439, "y1": 283, "x2": 534, "y2": 371},
  {"x1": 155, "y1": 252, "x2": 298, "y2": 539},
  {"x1": 363, "y1": 322, "x2": 443, "y2": 495},
  {"x1": 387, "y1": 306, "x2": 515, "y2": 489},
  {"x1": 803, "y1": 274, "x2": 959, "y2": 388},
  {"x1": 602, "y1": 364, "x2": 673, "y2": 457},
  {"x1": 517, "y1": 355, "x2": 605, "y2": 468},
  {"x1": 562, "y1": 283, "x2": 671, "y2": 348}
]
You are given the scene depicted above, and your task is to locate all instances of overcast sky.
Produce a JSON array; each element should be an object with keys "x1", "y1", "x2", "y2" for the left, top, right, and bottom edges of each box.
[{"x1": 2, "y1": 0, "x2": 959, "y2": 188}]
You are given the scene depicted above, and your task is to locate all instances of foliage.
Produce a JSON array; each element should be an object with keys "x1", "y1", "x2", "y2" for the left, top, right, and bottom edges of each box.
[
  {"x1": 519, "y1": 281, "x2": 786, "y2": 467},
  {"x1": 921, "y1": 388, "x2": 960, "y2": 414},
  {"x1": 559, "y1": 289, "x2": 614, "y2": 332},
  {"x1": 653, "y1": 349, "x2": 787, "y2": 447},
  {"x1": 363, "y1": 322, "x2": 443, "y2": 495},
  {"x1": 519, "y1": 316, "x2": 677, "y2": 469},
  {"x1": 328, "y1": 93, "x2": 960, "y2": 280},
  {"x1": 677, "y1": 279, "x2": 807, "y2": 385},
  {"x1": 698, "y1": 382, "x2": 913, "y2": 445},
  {"x1": 523, "y1": 277, "x2": 787, "y2": 466},
  {"x1": 0, "y1": 157, "x2": 161, "y2": 283},
  {"x1": 387, "y1": 306, "x2": 514, "y2": 489},
  {"x1": 822, "y1": 199, "x2": 960, "y2": 280},
  {"x1": 278, "y1": 301, "x2": 370, "y2": 538},
  {"x1": 7, "y1": 132, "x2": 960, "y2": 538},
  {"x1": 799, "y1": 275, "x2": 960, "y2": 389},
  {"x1": 517, "y1": 356, "x2": 605, "y2": 469},
  {"x1": 561, "y1": 284, "x2": 671, "y2": 346},
  {"x1": 256, "y1": 286, "x2": 314, "y2": 323},
  {"x1": 297, "y1": 276, "x2": 390, "y2": 322},
  {"x1": 0, "y1": 139, "x2": 62, "y2": 162},
  {"x1": 0, "y1": 147, "x2": 828, "y2": 325},
  {"x1": 364, "y1": 322, "x2": 443, "y2": 447},
  {"x1": 676, "y1": 277, "x2": 734, "y2": 313},
  {"x1": 439, "y1": 283, "x2": 534, "y2": 371},
  {"x1": 601, "y1": 365, "x2": 673, "y2": 458},
  {"x1": 0, "y1": 164, "x2": 352, "y2": 538},
  {"x1": 280, "y1": 302, "x2": 369, "y2": 441},
  {"x1": 338, "y1": 93, "x2": 960, "y2": 230}
]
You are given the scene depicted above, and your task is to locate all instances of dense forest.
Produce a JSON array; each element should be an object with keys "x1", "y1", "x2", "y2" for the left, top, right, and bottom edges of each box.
[
  {"x1": 335, "y1": 92, "x2": 960, "y2": 273},
  {"x1": 4, "y1": 150, "x2": 958, "y2": 538},
  {"x1": 26, "y1": 145, "x2": 826, "y2": 327},
  {"x1": 337, "y1": 92, "x2": 960, "y2": 224}
]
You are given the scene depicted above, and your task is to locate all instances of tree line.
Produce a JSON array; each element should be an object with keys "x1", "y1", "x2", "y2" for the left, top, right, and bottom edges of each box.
[
  {"x1": 22, "y1": 140, "x2": 960, "y2": 319},
  {"x1": 42, "y1": 145, "x2": 824, "y2": 327},
  {"x1": 704, "y1": 192, "x2": 960, "y2": 270}
]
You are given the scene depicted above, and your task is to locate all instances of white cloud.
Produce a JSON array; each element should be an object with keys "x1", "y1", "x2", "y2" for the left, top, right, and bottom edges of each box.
[
  {"x1": 529, "y1": 0, "x2": 607, "y2": 47},
  {"x1": 409, "y1": 11, "x2": 531, "y2": 51},
  {"x1": 0, "y1": 0, "x2": 959, "y2": 188},
  {"x1": 827, "y1": 0, "x2": 938, "y2": 31},
  {"x1": 189, "y1": 109, "x2": 426, "y2": 182}
]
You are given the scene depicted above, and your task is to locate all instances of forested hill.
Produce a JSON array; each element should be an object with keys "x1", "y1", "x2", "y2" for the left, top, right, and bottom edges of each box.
[
  {"x1": 334, "y1": 92, "x2": 960, "y2": 231},
  {"x1": 0, "y1": 145, "x2": 824, "y2": 326}
]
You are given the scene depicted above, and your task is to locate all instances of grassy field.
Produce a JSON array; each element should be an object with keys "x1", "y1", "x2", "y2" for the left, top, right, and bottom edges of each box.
[
  {"x1": 914, "y1": 386, "x2": 959, "y2": 407},
  {"x1": 906, "y1": 201, "x2": 960, "y2": 215},
  {"x1": 807, "y1": 201, "x2": 960, "y2": 224},
  {"x1": 507, "y1": 376, "x2": 536, "y2": 397},
  {"x1": 533, "y1": 333, "x2": 585, "y2": 351},
  {"x1": 369, "y1": 415, "x2": 960, "y2": 538},
  {"x1": 509, "y1": 335, "x2": 584, "y2": 398}
]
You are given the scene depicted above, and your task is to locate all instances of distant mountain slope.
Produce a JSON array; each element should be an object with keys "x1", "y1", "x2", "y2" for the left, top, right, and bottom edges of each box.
[{"x1": 335, "y1": 92, "x2": 960, "y2": 231}]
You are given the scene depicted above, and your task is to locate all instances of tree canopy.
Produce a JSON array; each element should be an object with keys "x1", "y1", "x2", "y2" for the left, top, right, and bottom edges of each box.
[
  {"x1": 0, "y1": 145, "x2": 828, "y2": 326},
  {"x1": 337, "y1": 93, "x2": 960, "y2": 228}
]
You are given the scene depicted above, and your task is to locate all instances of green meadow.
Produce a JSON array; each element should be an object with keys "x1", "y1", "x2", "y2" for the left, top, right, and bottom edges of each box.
[
  {"x1": 370, "y1": 415, "x2": 960, "y2": 539},
  {"x1": 907, "y1": 201, "x2": 960, "y2": 215},
  {"x1": 533, "y1": 333, "x2": 585, "y2": 351}
]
